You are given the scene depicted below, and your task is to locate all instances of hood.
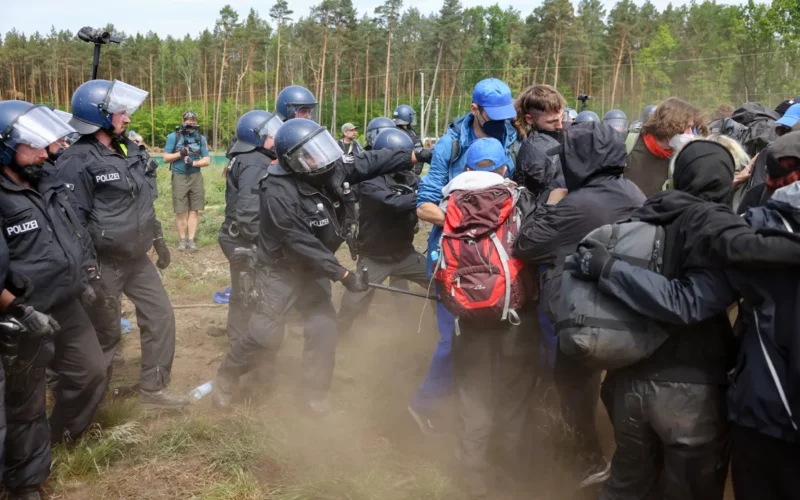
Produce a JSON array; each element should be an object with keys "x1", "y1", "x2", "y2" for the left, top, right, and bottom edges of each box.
[
  {"x1": 441, "y1": 170, "x2": 506, "y2": 199},
  {"x1": 732, "y1": 103, "x2": 780, "y2": 155},
  {"x1": 556, "y1": 122, "x2": 626, "y2": 191},
  {"x1": 633, "y1": 189, "x2": 707, "y2": 225},
  {"x1": 671, "y1": 140, "x2": 735, "y2": 203},
  {"x1": 514, "y1": 131, "x2": 562, "y2": 194},
  {"x1": 731, "y1": 103, "x2": 780, "y2": 127}
]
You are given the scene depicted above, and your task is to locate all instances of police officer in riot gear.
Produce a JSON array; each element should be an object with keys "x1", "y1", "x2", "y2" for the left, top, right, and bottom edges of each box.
[
  {"x1": 275, "y1": 85, "x2": 319, "y2": 121},
  {"x1": 0, "y1": 100, "x2": 108, "y2": 500},
  {"x1": 56, "y1": 79, "x2": 186, "y2": 409},
  {"x1": 336, "y1": 128, "x2": 428, "y2": 335},
  {"x1": 603, "y1": 109, "x2": 628, "y2": 133},
  {"x1": 575, "y1": 110, "x2": 601, "y2": 124},
  {"x1": 219, "y1": 110, "x2": 283, "y2": 344},
  {"x1": 393, "y1": 104, "x2": 423, "y2": 150},
  {"x1": 365, "y1": 117, "x2": 396, "y2": 150},
  {"x1": 212, "y1": 118, "x2": 430, "y2": 415}
]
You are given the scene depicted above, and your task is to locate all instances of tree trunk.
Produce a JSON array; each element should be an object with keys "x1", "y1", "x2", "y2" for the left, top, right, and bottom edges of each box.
[
  {"x1": 149, "y1": 53, "x2": 155, "y2": 147},
  {"x1": 533, "y1": 54, "x2": 540, "y2": 85},
  {"x1": 542, "y1": 46, "x2": 550, "y2": 84},
  {"x1": 214, "y1": 38, "x2": 228, "y2": 150},
  {"x1": 423, "y1": 42, "x2": 444, "y2": 139},
  {"x1": 383, "y1": 23, "x2": 393, "y2": 116},
  {"x1": 610, "y1": 31, "x2": 627, "y2": 109},
  {"x1": 553, "y1": 30, "x2": 563, "y2": 89},
  {"x1": 203, "y1": 53, "x2": 208, "y2": 119},
  {"x1": 445, "y1": 40, "x2": 467, "y2": 127},
  {"x1": 273, "y1": 24, "x2": 282, "y2": 106},
  {"x1": 364, "y1": 37, "x2": 370, "y2": 131},
  {"x1": 331, "y1": 51, "x2": 340, "y2": 137},
  {"x1": 318, "y1": 14, "x2": 330, "y2": 125}
]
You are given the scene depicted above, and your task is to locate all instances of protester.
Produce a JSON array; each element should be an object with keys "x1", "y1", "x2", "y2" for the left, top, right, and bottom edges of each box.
[
  {"x1": 626, "y1": 97, "x2": 705, "y2": 197},
  {"x1": 569, "y1": 133, "x2": 800, "y2": 500},
  {"x1": 440, "y1": 138, "x2": 537, "y2": 498},
  {"x1": 163, "y1": 111, "x2": 211, "y2": 252},
  {"x1": 515, "y1": 121, "x2": 645, "y2": 487},
  {"x1": 413, "y1": 77, "x2": 517, "y2": 435}
]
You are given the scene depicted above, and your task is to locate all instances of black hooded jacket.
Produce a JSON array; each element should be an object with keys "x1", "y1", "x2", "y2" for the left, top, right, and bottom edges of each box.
[
  {"x1": 513, "y1": 131, "x2": 565, "y2": 197},
  {"x1": 356, "y1": 170, "x2": 419, "y2": 258},
  {"x1": 515, "y1": 122, "x2": 645, "y2": 320},
  {"x1": 223, "y1": 149, "x2": 275, "y2": 245},
  {"x1": 602, "y1": 141, "x2": 800, "y2": 384}
]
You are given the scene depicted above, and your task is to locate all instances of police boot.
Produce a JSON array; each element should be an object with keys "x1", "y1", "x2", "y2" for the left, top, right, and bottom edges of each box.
[
  {"x1": 9, "y1": 489, "x2": 42, "y2": 500},
  {"x1": 139, "y1": 388, "x2": 190, "y2": 410},
  {"x1": 212, "y1": 373, "x2": 238, "y2": 409}
]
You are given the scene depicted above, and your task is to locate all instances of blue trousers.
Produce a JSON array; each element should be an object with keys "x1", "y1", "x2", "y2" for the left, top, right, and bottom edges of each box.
[{"x1": 410, "y1": 300, "x2": 454, "y2": 415}]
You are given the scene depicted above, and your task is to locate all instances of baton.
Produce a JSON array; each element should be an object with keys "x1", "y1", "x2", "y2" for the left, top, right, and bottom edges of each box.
[{"x1": 361, "y1": 267, "x2": 439, "y2": 301}]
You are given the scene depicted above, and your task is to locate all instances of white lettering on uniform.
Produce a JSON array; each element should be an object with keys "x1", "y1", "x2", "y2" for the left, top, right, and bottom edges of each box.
[
  {"x1": 310, "y1": 218, "x2": 329, "y2": 228},
  {"x1": 95, "y1": 173, "x2": 121, "y2": 183},
  {"x1": 6, "y1": 220, "x2": 39, "y2": 236}
]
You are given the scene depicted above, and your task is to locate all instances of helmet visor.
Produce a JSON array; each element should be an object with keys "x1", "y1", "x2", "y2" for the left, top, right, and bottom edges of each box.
[
  {"x1": 285, "y1": 129, "x2": 343, "y2": 174},
  {"x1": 394, "y1": 111, "x2": 417, "y2": 126},
  {"x1": 367, "y1": 126, "x2": 391, "y2": 146},
  {"x1": 105, "y1": 80, "x2": 149, "y2": 116},
  {"x1": 604, "y1": 118, "x2": 628, "y2": 133},
  {"x1": 287, "y1": 103, "x2": 319, "y2": 123},
  {"x1": 7, "y1": 106, "x2": 77, "y2": 150},
  {"x1": 257, "y1": 115, "x2": 284, "y2": 140}
]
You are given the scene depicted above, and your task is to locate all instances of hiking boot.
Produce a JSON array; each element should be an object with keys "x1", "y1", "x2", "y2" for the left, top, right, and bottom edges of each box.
[
  {"x1": 187, "y1": 239, "x2": 198, "y2": 252},
  {"x1": 139, "y1": 388, "x2": 190, "y2": 409},
  {"x1": 408, "y1": 405, "x2": 436, "y2": 436},
  {"x1": 212, "y1": 374, "x2": 238, "y2": 409},
  {"x1": 206, "y1": 325, "x2": 227, "y2": 338},
  {"x1": 9, "y1": 489, "x2": 41, "y2": 500},
  {"x1": 579, "y1": 454, "x2": 611, "y2": 488},
  {"x1": 177, "y1": 238, "x2": 188, "y2": 251}
]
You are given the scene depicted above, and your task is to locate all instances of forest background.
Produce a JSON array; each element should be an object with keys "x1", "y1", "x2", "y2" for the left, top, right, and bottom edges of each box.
[{"x1": 1, "y1": 0, "x2": 798, "y2": 150}]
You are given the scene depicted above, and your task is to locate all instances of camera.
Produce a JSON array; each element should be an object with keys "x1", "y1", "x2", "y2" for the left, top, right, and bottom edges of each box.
[
  {"x1": 77, "y1": 27, "x2": 121, "y2": 45},
  {"x1": 577, "y1": 94, "x2": 592, "y2": 111}
]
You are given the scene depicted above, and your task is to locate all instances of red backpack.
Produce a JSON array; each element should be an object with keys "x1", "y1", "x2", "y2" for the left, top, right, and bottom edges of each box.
[{"x1": 434, "y1": 183, "x2": 529, "y2": 325}]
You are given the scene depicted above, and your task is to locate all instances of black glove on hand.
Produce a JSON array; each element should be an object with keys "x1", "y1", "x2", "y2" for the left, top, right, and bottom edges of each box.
[
  {"x1": 5, "y1": 270, "x2": 33, "y2": 304},
  {"x1": 341, "y1": 271, "x2": 368, "y2": 293},
  {"x1": 16, "y1": 305, "x2": 60, "y2": 339},
  {"x1": 154, "y1": 237, "x2": 171, "y2": 270},
  {"x1": 414, "y1": 148, "x2": 433, "y2": 165},
  {"x1": 565, "y1": 238, "x2": 615, "y2": 281},
  {"x1": 81, "y1": 284, "x2": 97, "y2": 307},
  {"x1": 180, "y1": 147, "x2": 191, "y2": 158},
  {"x1": 185, "y1": 157, "x2": 194, "y2": 168}
]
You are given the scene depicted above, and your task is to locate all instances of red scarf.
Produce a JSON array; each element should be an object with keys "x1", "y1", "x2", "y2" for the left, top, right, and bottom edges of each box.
[{"x1": 643, "y1": 133, "x2": 673, "y2": 159}]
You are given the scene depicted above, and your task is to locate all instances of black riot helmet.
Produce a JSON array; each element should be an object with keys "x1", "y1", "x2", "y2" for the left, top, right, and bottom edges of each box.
[
  {"x1": 274, "y1": 118, "x2": 343, "y2": 178},
  {"x1": 276, "y1": 86, "x2": 319, "y2": 122},
  {"x1": 392, "y1": 104, "x2": 417, "y2": 126},
  {"x1": 603, "y1": 109, "x2": 628, "y2": 133},
  {"x1": 229, "y1": 110, "x2": 283, "y2": 156},
  {"x1": 574, "y1": 110, "x2": 600, "y2": 124},
  {"x1": 366, "y1": 117, "x2": 396, "y2": 149},
  {"x1": 372, "y1": 128, "x2": 414, "y2": 151},
  {"x1": 640, "y1": 104, "x2": 657, "y2": 123}
]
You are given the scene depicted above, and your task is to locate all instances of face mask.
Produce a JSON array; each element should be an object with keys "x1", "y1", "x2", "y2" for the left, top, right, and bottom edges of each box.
[
  {"x1": 257, "y1": 146, "x2": 278, "y2": 160},
  {"x1": 480, "y1": 118, "x2": 507, "y2": 142},
  {"x1": 11, "y1": 162, "x2": 44, "y2": 184},
  {"x1": 48, "y1": 147, "x2": 65, "y2": 163},
  {"x1": 669, "y1": 133, "x2": 694, "y2": 152}
]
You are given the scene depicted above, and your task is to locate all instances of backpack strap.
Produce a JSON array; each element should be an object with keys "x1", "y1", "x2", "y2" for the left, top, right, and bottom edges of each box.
[
  {"x1": 555, "y1": 316, "x2": 651, "y2": 332},
  {"x1": 450, "y1": 139, "x2": 460, "y2": 164},
  {"x1": 489, "y1": 231, "x2": 512, "y2": 322},
  {"x1": 753, "y1": 309, "x2": 798, "y2": 432}
]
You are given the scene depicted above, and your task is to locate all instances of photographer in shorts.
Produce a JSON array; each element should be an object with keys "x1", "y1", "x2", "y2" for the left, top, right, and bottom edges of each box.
[{"x1": 164, "y1": 111, "x2": 211, "y2": 251}]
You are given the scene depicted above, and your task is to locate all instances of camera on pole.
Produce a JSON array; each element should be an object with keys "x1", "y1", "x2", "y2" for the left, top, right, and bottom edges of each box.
[
  {"x1": 577, "y1": 94, "x2": 593, "y2": 111},
  {"x1": 77, "y1": 27, "x2": 121, "y2": 80}
]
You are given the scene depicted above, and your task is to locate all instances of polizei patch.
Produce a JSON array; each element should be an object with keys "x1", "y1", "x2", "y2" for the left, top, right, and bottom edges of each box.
[
  {"x1": 309, "y1": 218, "x2": 329, "y2": 228},
  {"x1": 6, "y1": 219, "x2": 40, "y2": 236},
  {"x1": 96, "y1": 172, "x2": 121, "y2": 183}
]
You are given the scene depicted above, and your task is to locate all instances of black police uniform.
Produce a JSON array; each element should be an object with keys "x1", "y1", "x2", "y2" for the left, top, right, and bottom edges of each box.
[
  {"x1": 219, "y1": 149, "x2": 273, "y2": 343},
  {"x1": 56, "y1": 135, "x2": 176, "y2": 393},
  {"x1": 398, "y1": 128, "x2": 423, "y2": 175},
  {"x1": 218, "y1": 149, "x2": 415, "y2": 400},
  {"x1": 0, "y1": 169, "x2": 107, "y2": 493},
  {"x1": 0, "y1": 237, "x2": 9, "y2": 486},
  {"x1": 337, "y1": 170, "x2": 428, "y2": 334}
]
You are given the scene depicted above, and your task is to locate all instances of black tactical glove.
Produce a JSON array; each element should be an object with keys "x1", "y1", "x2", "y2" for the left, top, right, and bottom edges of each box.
[
  {"x1": 414, "y1": 148, "x2": 433, "y2": 165},
  {"x1": 185, "y1": 157, "x2": 194, "y2": 168},
  {"x1": 565, "y1": 238, "x2": 615, "y2": 281},
  {"x1": 180, "y1": 147, "x2": 191, "y2": 158},
  {"x1": 341, "y1": 270, "x2": 368, "y2": 293},
  {"x1": 5, "y1": 270, "x2": 33, "y2": 304},
  {"x1": 14, "y1": 305, "x2": 60, "y2": 339},
  {"x1": 154, "y1": 237, "x2": 171, "y2": 270}
]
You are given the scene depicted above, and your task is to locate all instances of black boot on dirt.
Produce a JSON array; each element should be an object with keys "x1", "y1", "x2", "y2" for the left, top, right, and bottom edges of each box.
[
  {"x1": 212, "y1": 374, "x2": 237, "y2": 409},
  {"x1": 206, "y1": 325, "x2": 227, "y2": 338},
  {"x1": 139, "y1": 388, "x2": 190, "y2": 410},
  {"x1": 9, "y1": 489, "x2": 42, "y2": 500}
]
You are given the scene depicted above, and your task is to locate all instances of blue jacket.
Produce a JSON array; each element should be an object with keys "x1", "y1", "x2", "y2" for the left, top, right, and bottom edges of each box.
[{"x1": 417, "y1": 113, "x2": 517, "y2": 275}]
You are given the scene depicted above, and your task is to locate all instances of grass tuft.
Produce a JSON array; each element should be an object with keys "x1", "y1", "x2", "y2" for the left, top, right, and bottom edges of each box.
[
  {"x1": 51, "y1": 422, "x2": 146, "y2": 483},
  {"x1": 200, "y1": 468, "x2": 265, "y2": 500}
]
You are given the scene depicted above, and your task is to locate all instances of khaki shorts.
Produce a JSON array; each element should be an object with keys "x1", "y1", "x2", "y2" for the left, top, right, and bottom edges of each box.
[{"x1": 171, "y1": 172, "x2": 205, "y2": 214}]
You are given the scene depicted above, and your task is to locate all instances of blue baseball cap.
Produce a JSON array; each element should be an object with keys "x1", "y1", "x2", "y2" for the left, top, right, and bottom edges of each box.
[
  {"x1": 472, "y1": 78, "x2": 516, "y2": 121},
  {"x1": 776, "y1": 103, "x2": 800, "y2": 128},
  {"x1": 466, "y1": 137, "x2": 508, "y2": 172}
]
